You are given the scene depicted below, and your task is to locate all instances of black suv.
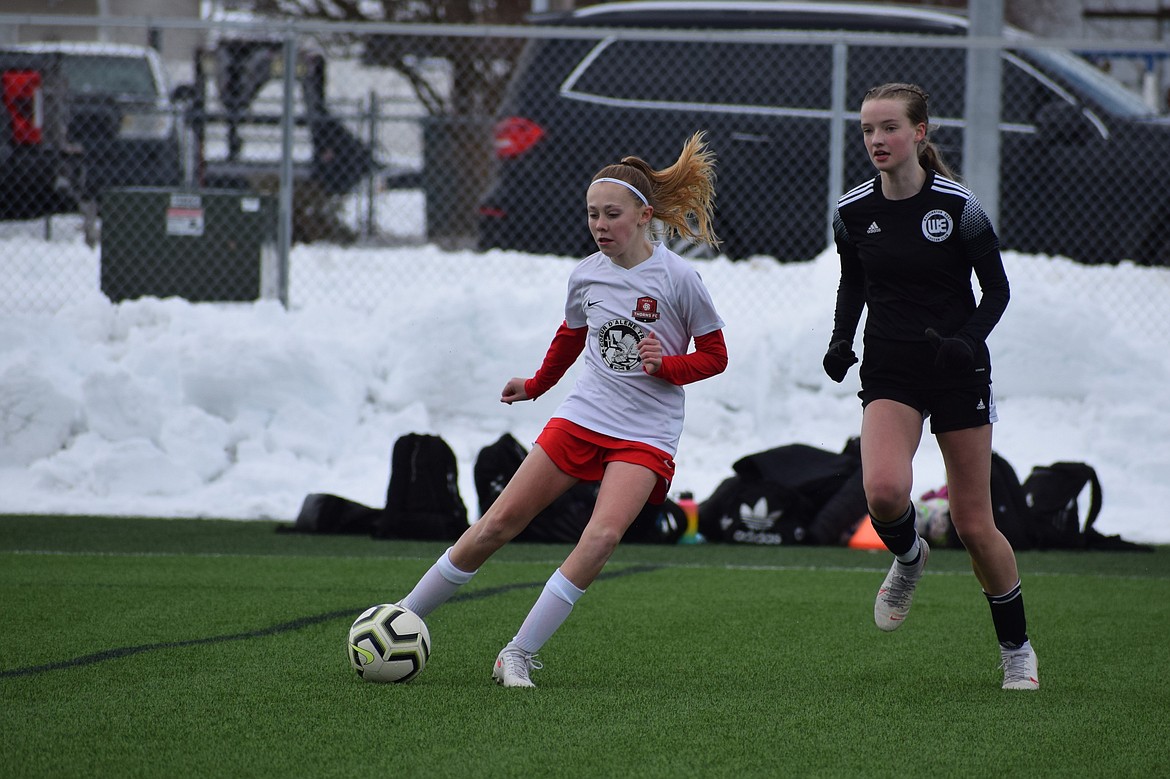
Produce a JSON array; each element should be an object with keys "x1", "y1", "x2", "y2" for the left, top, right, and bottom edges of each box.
[{"x1": 478, "y1": 1, "x2": 1170, "y2": 265}]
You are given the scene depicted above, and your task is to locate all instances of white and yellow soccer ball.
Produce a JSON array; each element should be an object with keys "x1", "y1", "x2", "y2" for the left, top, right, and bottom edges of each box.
[{"x1": 347, "y1": 603, "x2": 431, "y2": 683}]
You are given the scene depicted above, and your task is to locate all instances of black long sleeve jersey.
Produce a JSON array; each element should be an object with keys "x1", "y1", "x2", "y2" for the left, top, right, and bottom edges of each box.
[{"x1": 830, "y1": 169, "x2": 1010, "y2": 347}]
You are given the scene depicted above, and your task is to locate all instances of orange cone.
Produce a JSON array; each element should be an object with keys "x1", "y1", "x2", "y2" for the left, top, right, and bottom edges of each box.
[{"x1": 848, "y1": 515, "x2": 886, "y2": 550}]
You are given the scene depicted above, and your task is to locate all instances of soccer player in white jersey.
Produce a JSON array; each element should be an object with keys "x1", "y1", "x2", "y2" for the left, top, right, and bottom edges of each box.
[
  {"x1": 396, "y1": 133, "x2": 728, "y2": 687},
  {"x1": 825, "y1": 83, "x2": 1038, "y2": 690}
]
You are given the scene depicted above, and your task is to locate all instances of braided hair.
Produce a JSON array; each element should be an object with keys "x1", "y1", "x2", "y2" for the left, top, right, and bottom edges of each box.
[{"x1": 863, "y1": 83, "x2": 959, "y2": 181}]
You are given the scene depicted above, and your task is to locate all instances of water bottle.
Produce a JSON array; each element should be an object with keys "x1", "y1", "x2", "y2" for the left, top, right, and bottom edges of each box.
[{"x1": 677, "y1": 491, "x2": 705, "y2": 544}]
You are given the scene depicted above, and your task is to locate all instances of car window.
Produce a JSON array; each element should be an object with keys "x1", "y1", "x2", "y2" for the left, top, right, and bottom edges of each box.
[
  {"x1": 999, "y1": 54, "x2": 1075, "y2": 124},
  {"x1": 1020, "y1": 46, "x2": 1151, "y2": 117},
  {"x1": 60, "y1": 55, "x2": 159, "y2": 98},
  {"x1": 560, "y1": 31, "x2": 1146, "y2": 127},
  {"x1": 845, "y1": 44, "x2": 1091, "y2": 127},
  {"x1": 847, "y1": 45, "x2": 966, "y2": 118},
  {"x1": 564, "y1": 38, "x2": 833, "y2": 110}
]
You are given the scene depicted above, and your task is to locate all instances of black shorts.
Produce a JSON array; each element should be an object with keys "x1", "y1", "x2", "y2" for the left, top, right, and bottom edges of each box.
[{"x1": 858, "y1": 338, "x2": 997, "y2": 434}]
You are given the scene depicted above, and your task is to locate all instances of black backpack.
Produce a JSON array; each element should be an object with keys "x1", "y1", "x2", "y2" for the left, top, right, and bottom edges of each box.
[
  {"x1": 473, "y1": 432, "x2": 588, "y2": 541},
  {"x1": 473, "y1": 433, "x2": 529, "y2": 517},
  {"x1": 284, "y1": 492, "x2": 383, "y2": 535},
  {"x1": 374, "y1": 433, "x2": 468, "y2": 540},
  {"x1": 280, "y1": 433, "x2": 468, "y2": 539},
  {"x1": 698, "y1": 439, "x2": 867, "y2": 545},
  {"x1": 945, "y1": 456, "x2": 1149, "y2": 552},
  {"x1": 988, "y1": 451, "x2": 1036, "y2": 551},
  {"x1": 936, "y1": 451, "x2": 1048, "y2": 551},
  {"x1": 698, "y1": 475, "x2": 814, "y2": 545},
  {"x1": 472, "y1": 433, "x2": 684, "y2": 545},
  {"x1": 883, "y1": 451, "x2": 1031, "y2": 551},
  {"x1": 1021, "y1": 462, "x2": 1103, "y2": 549}
]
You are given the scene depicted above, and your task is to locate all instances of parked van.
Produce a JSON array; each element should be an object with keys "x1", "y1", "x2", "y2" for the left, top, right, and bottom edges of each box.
[{"x1": 477, "y1": 1, "x2": 1170, "y2": 265}]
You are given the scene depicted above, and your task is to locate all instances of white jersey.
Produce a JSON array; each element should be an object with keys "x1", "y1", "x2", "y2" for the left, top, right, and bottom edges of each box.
[{"x1": 551, "y1": 242, "x2": 725, "y2": 455}]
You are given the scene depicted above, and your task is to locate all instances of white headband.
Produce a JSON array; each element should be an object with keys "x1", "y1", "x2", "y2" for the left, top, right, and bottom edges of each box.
[{"x1": 590, "y1": 177, "x2": 649, "y2": 205}]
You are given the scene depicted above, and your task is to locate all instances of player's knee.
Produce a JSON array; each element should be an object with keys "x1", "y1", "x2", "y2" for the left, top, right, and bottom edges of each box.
[
  {"x1": 473, "y1": 506, "x2": 529, "y2": 545},
  {"x1": 581, "y1": 522, "x2": 624, "y2": 557},
  {"x1": 864, "y1": 479, "x2": 911, "y2": 521}
]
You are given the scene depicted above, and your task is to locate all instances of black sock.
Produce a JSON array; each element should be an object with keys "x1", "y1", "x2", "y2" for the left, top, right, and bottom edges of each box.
[
  {"x1": 986, "y1": 581, "x2": 1028, "y2": 649},
  {"x1": 870, "y1": 503, "x2": 918, "y2": 558}
]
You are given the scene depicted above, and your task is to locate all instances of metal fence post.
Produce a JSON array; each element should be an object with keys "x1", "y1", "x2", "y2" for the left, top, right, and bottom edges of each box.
[
  {"x1": 365, "y1": 90, "x2": 379, "y2": 240},
  {"x1": 964, "y1": 0, "x2": 1003, "y2": 228},
  {"x1": 276, "y1": 25, "x2": 297, "y2": 307},
  {"x1": 827, "y1": 40, "x2": 848, "y2": 248}
]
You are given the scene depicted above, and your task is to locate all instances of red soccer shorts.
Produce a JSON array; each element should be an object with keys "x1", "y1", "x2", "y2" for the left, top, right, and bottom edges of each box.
[{"x1": 535, "y1": 418, "x2": 674, "y2": 504}]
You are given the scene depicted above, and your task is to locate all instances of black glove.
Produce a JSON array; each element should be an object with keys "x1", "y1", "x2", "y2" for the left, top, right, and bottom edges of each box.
[
  {"x1": 925, "y1": 328, "x2": 975, "y2": 371},
  {"x1": 823, "y1": 340, "x2": 859, "y2": 383}
]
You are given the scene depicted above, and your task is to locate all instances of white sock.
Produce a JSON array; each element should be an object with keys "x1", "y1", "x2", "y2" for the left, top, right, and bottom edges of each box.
[
  {"x1": 399, "y1": 547, "x2": 476, "y2": 618},
  {"x1": 511, "y1": 568, "x2": 585, "y2": 654}
]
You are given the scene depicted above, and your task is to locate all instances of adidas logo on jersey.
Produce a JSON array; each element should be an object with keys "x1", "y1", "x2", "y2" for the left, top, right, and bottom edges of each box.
[{"x1": 867, "y1": 222, "x2": 881, "y2": 234}]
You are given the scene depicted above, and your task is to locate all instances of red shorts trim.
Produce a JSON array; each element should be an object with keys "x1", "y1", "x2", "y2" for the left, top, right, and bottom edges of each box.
[{"x1": 535, "y1": 418, "x2": 675, "y2": 504}]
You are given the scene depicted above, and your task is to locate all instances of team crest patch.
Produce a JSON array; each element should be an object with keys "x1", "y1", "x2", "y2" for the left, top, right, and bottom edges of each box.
[
  {"x1": 599, "y1": 319, "x2": 646, "y2": 372},
  {"x1": 921, "y1": 209, "x2": 953, "y2": 243},
  {"x1": 632, "y1": 296, "x2": 660, "y2": 322}
]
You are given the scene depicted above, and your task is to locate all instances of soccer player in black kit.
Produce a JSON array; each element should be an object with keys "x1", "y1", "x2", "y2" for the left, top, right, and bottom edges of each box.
[{"x1": 824, "y1": 82, "x2": 1038, "y2": 690}]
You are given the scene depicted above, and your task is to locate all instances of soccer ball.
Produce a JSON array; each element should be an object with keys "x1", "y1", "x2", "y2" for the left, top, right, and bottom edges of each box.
[
  {"x1": 915, "y1": 496, "x2": 953, "y2": 547},
  {"x1": 347, "y1": 603, "x2": 431, "y2": 683}
]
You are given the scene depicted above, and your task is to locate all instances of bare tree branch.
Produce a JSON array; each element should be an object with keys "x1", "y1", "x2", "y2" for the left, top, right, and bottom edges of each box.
[{"x1": 253, "y1": 0, "x2": 529, "y2": 116}]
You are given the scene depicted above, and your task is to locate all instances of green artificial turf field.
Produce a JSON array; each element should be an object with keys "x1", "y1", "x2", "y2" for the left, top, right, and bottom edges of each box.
[{"x1": 2, "y1": 516, "x2": 1167, "y2": 778}]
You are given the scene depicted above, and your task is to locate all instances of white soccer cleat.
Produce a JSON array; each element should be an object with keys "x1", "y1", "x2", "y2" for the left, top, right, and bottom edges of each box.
[
  {"x1": 1001, "y1": 641, "x2": 1040, "y2": 690},
  {"x1": 874, "y1": 538, "x2": 930, "y2": 631},
  {"x1": 492, "y1": 644, "x2": 543, "y2": 688}
]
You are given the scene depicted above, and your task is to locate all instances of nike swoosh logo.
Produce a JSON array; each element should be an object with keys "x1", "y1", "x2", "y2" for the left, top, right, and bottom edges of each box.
[{"x1": 586, "y1": 299, "x2": 603, "y2": 307}]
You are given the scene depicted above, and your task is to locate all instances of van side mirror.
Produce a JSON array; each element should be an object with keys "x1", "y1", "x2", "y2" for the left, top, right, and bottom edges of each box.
[{"x1": 1035, "y1": 101, "x2": 1100, "y2": 146}]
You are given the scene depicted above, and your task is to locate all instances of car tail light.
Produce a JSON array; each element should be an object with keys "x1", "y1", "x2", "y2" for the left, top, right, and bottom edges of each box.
[
  {"x1": 494, "y1": 116, "x2": 544, "y2": 159},
  {"x1": 2, "y1": 70, "x2": 43, "y2": 145}
]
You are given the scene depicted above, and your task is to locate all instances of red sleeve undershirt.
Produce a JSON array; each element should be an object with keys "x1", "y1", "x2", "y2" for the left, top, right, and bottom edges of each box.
[
  {"x1": 656, "y1": 329, "x2": 728, "y2": 386},
  {"x1": 523, "y1": 324, "x2": 728, "y2": 399},
  {"x1": 523, "y1": 321, "x2": 587, "y2": 400}
]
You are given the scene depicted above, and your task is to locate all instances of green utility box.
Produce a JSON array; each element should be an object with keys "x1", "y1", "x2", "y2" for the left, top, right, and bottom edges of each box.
[{"x1": 100, "y1": 188, "x2": 278, "y2": 303}]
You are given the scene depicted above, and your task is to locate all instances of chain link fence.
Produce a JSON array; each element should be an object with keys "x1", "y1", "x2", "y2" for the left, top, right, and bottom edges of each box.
[{"x1": 1, "y1": 13, "x2": 1167, "y2": 327}]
